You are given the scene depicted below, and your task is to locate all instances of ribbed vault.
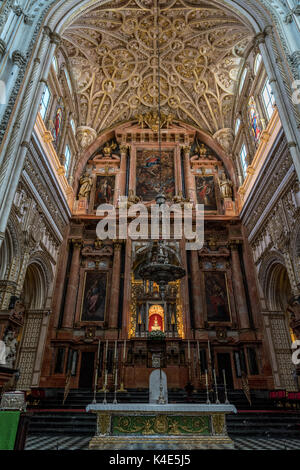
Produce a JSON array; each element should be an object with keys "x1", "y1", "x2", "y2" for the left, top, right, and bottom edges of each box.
[{"x1": 62, "y1": 0, "x2": 253, "y2": 137}]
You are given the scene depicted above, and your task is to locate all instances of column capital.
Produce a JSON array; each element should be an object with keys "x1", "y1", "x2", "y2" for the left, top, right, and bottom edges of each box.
[
  {"x1": 71, "y1": 238, "x2": 82, "y2": 248},
  {"x1": 229, "y1": 240, "x2": 243, "y2": 250},
  {"x1": 113, "y1": 240, "x2": 123, "y2": 251},
  {"x1": 120, "y1": 144, "x2": 129, "y2": 154},
  {"x1": 182, "y1": 145, "x2": 191, "y2": 156}
]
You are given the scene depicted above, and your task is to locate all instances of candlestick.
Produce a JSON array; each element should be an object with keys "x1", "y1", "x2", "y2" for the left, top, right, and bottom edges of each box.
[
  {"x1": 103, "y1": 370, "x2": 108, "y2": 404},
  {"x1": 197, "y1": 341, "x2": 201, "y2": 380},
  {"x1": 208, "y1": 339, "x2": 211, "y2": 361},
  {"x1": 188, "y1": 340, "x2": 191, "y2": 360},
  {"x1": 113, "y1": 366, "x2": 118, "y2": 404},
  {"x1": 92, "y1": 339, "x2": 101, "y2": 403},
  {"x1": 105, "y1": 340, "x2": 108, "y2": 362},
  {"x1": 223, "y1": 369, "x2": 229, "y2": 404},
  {"x1": 205, "y1": 369, "x2": 210, "y2": 404},
  {"x1": 213, "y1": 369, "x2": 220, "y2": 404},
  {"x1": 114, "y1": 340, "x2": 117, "y2": 359},
  {"x1": 123, "y1": 339, "x2": 126, "y2": 360}
]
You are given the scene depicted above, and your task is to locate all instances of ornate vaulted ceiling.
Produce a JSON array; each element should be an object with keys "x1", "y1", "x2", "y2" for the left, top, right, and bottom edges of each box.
[{"x1": 62, "y1": 0, "x2": 253, "y2": 139}]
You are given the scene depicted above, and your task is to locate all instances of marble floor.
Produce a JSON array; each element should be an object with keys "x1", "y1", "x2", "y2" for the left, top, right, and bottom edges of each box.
[{"x1": 24, "y1": 435, "x2": 300, "y2": 451}]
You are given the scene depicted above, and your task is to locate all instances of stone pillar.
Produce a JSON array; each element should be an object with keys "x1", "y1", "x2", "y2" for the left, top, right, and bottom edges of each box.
[
  {"x1": 62, "y1": 239, "x2": 82, "y2": 329},
  {"x1": 109, "y1": 241, "x2": 122, "y2": 329},
  {"x1": 189, "y1": 251, "x2": 204, "y2": 330},
  {"x1": 230, "y1": 242, "x2": 250, "y2": 329}
]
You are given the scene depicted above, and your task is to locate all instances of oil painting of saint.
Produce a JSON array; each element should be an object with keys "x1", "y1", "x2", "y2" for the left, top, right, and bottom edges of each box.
[
  {"x1": 136, "y1": 149, "x2": 175, "y2": 201},
  {"x1": 81, "y1": 272, "x2": 107, "y2": 322},
  {"x1": 94, "y1": 175, "x2": 115, "y2": 210},
  {"x1": 52, "y1": 106, "x2": 63, "y2": 146},
  {"x1": 248, "y1": 96, "x2": 261, "y2": 145},
  {"x1": 195, "y1": 176, "x2": 217, "y2": 210},
  {"x1": 204, "y1": 271, "x2": 231, "y2": 322}
]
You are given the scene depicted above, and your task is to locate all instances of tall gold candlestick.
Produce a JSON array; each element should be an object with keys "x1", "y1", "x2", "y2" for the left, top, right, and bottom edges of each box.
[
  {"x1": 205, "y1": 369, "x2": 210, "y2": 404},
  {"x1": 213, "y1": 369, "x2": 220, "y2": 404}
]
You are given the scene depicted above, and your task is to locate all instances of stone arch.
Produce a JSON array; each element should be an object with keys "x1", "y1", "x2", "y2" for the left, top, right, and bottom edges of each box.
[
  {"x1": 0, "y1": 213, "x2": 23, "y2": 282},
  {"x1": 258, "y1": 251, "x2": 287, "y2": 309},
  {"x1": 21, "y1": 251, "x2": 53, "y2": 310},
  {"x1": 0, "y1": 225, "x2": 14, "y2": 279},
  {"x1": 72, "y1": 122, "x2": 238, "y2": 197},
  {"x1": 21, "y1": 262, "x2": 47, "y2": 310}
]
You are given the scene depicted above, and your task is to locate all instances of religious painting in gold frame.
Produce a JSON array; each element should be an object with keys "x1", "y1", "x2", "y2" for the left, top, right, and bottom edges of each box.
[
  {"x1": 136, "y1": 149, "x2": 175, "y2": 201},
  {"x1": 93, "y1": 175, "x2": 115, "y2": 210},
  {"x1": 204, "y1": 271, "x2": 231, "y2": 323},
  {"x1": 195, "y1": 175, "x2": 217, "y2": 211},
  {"x1": 80, "y1": 271, "x2": 108, "y2": 322}
]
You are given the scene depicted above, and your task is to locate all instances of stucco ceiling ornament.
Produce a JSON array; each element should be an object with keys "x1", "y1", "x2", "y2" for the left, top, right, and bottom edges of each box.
[
  {"x1": 213, "y1": 128, "x2": 235, "y2": 154},
  {"x1": 62, "y1": 0, "x2": 253, "y2": 139},
  {"x1": 76, "y1": 126, "x2": 97, "y2": 150}
]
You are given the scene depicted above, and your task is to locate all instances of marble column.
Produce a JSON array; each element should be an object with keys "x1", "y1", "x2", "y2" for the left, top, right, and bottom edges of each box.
[
  {"x1": 230, "y1": 242, "x2": 250, "y2": 329},
  {"x1": 119, "y1": 145, "x2": 128, "y2": 197},
  {"x1": 62, "y1": 239, "x2": 82, "y2": 329},
  {"x1": 183, "y1": 146, "x2": 196, "y2": 203},
  {"x1": 190, "y1": 250, "x2": 204, "y2": 329},
  {"x1": 109, "y1": 241, "x2": 122, "y2": 329}
]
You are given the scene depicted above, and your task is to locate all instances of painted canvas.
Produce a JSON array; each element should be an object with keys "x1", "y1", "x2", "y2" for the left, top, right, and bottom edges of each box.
[
  {"x1": 81, "y1": 271, "x2": 107, "y2": 322},
  {"x1": 136, "y1": 149, "x2": 175, "y2": 201},
  {"x1": 204, "y1": 271, "x2": 231, "y2": 322},
  {"x1": 94, "y1": 175, "x2": 115, "y2": 210},
  {"x1": 248, "y1": 96, "x2": 261, "y2": 146},
  {"x1": 52, "y1": 103, "x2": 63, "y2": 147},
  {"x1": 195, "y1": 175, "x2": 217, "y2": 210}
]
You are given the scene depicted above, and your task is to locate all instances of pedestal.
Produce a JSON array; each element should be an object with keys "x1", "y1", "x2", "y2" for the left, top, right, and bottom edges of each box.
[{"x1": 86, "y1": 403, "x2": 237, "y2": 450}]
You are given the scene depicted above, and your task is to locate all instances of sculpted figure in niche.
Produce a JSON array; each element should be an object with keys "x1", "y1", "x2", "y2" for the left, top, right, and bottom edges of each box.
[
  {"x1": 3, "y1": 329, "x2": 18, "y2": 368},
  {"x1": 219, "y1": 171, "x2": 233, "y2": 199},
  {"x1": 0, "y1": 340, "x2": 6, "y2": 365},
  {"x1": 288, "y1": 296, "x2": 300, "y2": 340},
  {"x1": 78, "y1": 173, "x2": 93, "y2": 200}
]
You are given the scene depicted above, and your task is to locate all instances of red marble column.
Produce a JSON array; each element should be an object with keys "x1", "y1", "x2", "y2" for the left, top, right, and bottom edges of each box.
[
  {"x1": 119, "y1": 145, "x2": 128, "y2": 196},
  {"x1": 183, "y1": 146, "x2": 196, "y2": 203},
  {"x1": 62, "y1": 239, "x2": 82, "y2": 329},
  {"x1": 109, "y1": 241, "x2": 122, "y2": 329},
  {"x1": 230, "y1": 242, "x2": 250, "y2": 329},
  {"x1": 190, "y1": 250, "x2": 204, "y2": 329}
]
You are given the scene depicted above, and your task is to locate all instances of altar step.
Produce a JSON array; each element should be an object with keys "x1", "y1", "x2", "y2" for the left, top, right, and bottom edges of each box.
[
  {"x1": 27, "y1": 387, "x2": 281, "y2": 411},
  {"x1": 26, "y1": 410, "x2": 300, "y2": 438}
]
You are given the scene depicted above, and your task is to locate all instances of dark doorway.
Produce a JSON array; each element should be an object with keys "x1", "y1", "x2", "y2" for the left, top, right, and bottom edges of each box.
[
  {"x1": 79, "y1": 352, "x2": 95, "y2": 389},
  {"x1": 217, "y1": 353, "x2": 234, "y2": 389}
]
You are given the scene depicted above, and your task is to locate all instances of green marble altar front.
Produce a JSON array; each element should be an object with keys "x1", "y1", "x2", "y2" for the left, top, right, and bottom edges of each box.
[{"x1": 86, "y1": 403, "x2": 237, "y2": 450}]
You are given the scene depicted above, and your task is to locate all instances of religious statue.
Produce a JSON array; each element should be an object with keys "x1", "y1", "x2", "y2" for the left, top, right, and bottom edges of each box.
[
  {"x1": 219, "y1": 171, "x2": 233, "y2": 199},
  {"x1": 151, "y1": 316, "x2": 161, "y2": 331},
  {"x1": 103, "y1": 141, "x2": 117, "y2": 157},
  {"x1": 127, "y1": 189, "x2": 141, "y2": 208},
  {"x1": 136, "y1": 111, "x2": 174, "y2": 132},
  {"x1": 194, "y1": 143, "x2": 213, "y2": 160},
  {"x1": 78, "y1": 172, "x2": 93, "y2": 200},
  {"x1": 3, "y1": 329, "x2": 18, "y2": 368},
  {"x1": 0, "y1": 340, "x2": 6, "y2": 365}
]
